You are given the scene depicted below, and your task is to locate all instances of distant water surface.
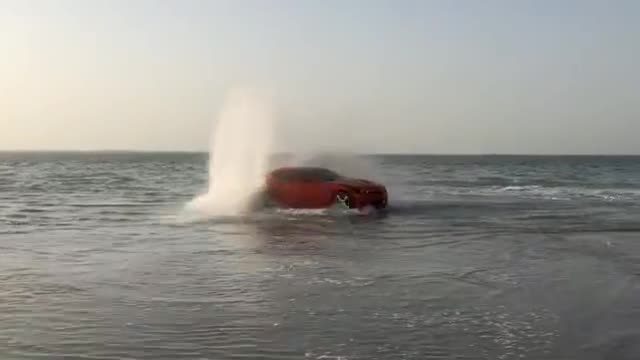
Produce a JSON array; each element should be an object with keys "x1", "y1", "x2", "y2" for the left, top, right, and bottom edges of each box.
[{"x1": 1, "y1": 152, "x2": 639, "y2": 360}]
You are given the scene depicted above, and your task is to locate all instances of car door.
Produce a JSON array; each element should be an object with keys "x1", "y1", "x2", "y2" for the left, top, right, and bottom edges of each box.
[
  {"x1": 276, "y1": 170, "x2": 332, "y2": 208},
  {"x1": 268, "y1": 171, "x2": 298, "y2": 207},
  {"x1": 283, "y1": 176, "x2": 306, "y2": 208},
  {"x1": 300, "y1": 177, "x2": 334, "y2": 208}
]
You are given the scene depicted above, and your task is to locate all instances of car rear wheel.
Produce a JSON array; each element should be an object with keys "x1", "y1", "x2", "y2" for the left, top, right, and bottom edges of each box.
[
  {"x1": 335, "y1": 191, "x2": 353, "y2": 208},
  {"x1": 247, "y1": 189, "x2": 275, "y2": 211}
]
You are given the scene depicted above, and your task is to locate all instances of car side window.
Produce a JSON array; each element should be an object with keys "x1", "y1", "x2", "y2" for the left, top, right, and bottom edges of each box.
[
  {"x1": 292, "y1": 172, "x2": 313, "y2": 182},
  {"x1": 277, "y1": 172, "x2": 294, "y2": 182}
]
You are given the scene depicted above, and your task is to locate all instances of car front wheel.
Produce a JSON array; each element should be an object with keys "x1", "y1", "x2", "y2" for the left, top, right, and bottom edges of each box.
[{"x1": 335, "y1": 191, "x2": 353, "y2": 208}]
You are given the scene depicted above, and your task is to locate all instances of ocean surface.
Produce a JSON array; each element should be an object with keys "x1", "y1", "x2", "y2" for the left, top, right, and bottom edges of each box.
[{"x1": 1, "y1": 152, "x2": 639, "y2": 360}]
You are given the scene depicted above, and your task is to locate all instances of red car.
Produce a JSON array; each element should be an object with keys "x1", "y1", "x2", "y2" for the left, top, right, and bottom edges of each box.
[{"x1": 253, "y1": 167, "x2": 388, "y2": 210}]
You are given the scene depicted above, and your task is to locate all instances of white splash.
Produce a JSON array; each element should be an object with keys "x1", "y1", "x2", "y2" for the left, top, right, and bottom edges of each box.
[{"x1": 187, "y1": 88, "x2": 274, "y2": 217}]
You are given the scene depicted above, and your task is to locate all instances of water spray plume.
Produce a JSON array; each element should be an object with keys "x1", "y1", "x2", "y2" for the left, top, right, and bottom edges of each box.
[
  {"x1": 184, "y1": 87, "x2": 390, "y2": 219},
  {"x1": 187, "y1": 88, "x2": 274, "y2": 217}
]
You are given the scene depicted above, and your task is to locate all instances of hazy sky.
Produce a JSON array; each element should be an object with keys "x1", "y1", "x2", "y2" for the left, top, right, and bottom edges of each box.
[{"x1": 1, "y1": 0, "x2": 639, "y2": 154}]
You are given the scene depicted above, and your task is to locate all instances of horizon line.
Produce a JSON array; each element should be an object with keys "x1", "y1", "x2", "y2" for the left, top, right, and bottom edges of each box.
[{"x1": 1, "y1": 149, "x2": 640, "y2": 157}]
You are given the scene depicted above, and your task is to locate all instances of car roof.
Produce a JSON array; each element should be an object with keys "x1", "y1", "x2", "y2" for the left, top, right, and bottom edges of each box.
[
  {"x1": 271, "y1": 166, "x2": 334, "y2": 173},
  {"x1": 269, "y1": 166, "x2": 341, "y2": 180}
]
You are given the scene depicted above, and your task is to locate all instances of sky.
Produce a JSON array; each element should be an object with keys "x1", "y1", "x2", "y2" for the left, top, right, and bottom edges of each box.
[{"x1": 1, "y1": 0, "x2": 639, "y2": 154}]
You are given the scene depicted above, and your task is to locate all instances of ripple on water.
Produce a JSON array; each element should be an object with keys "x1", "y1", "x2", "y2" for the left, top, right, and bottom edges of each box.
[{"x1": 2, "y1": 154, "x2": 640, "y2": 359}]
